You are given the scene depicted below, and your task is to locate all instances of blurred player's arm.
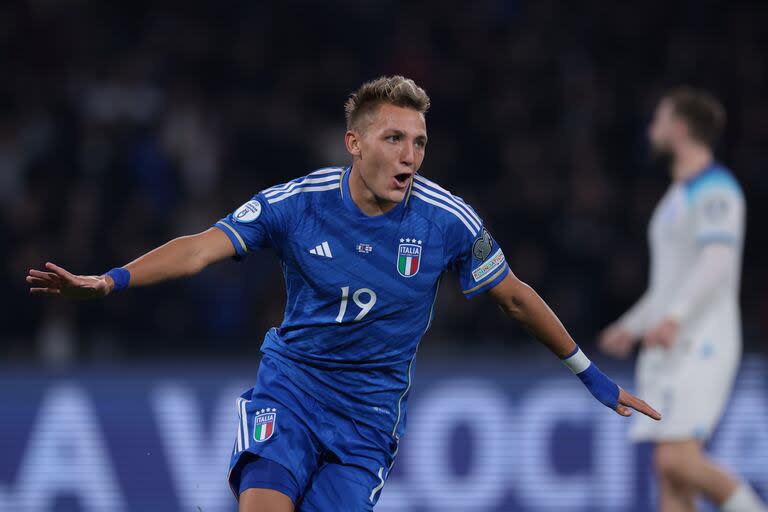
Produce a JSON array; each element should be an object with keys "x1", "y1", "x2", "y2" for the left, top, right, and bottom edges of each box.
[
  {"x1": 668, "y1": 244, "x2": 733, "y2": 321},
  {"x1": 616, "y1": 291, "x2": 652, "y2": 336},
  {"x1": 644, "y1": 244, "x2": 735, "y2": 347},
  {"x1": 26, "y1": 227, "x2": 235, "y2": 298},
  {"x1": 598, "y1": 291, "x2": 651, "y2": 357},
  {"x1": 488, "y1": 272, "x2": 661, "y2": 420}
]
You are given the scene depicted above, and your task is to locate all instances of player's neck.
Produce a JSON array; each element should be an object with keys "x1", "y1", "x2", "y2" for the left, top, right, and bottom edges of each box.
[
  {"x1": 348, "y1": 165, "x2": 398, "y2": 216},
  {"x1": 671, "y1": 143, "x2": 713, "y2": 183}
]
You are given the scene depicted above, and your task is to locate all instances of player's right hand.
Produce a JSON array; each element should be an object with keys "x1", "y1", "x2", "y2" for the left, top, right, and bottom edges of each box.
[
  {"x1": 26, "y1": 262, "x2": 113, "y2": 299},
  {"x1": 598, "y1": 323, "x2": 636, "y2": 358}
]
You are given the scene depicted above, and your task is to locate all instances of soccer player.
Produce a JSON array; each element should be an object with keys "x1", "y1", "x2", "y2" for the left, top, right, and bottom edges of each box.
[
  {"x1": 28, "y1": 76, "x2": 660, "y2": 512},
  {"x1": 600, "y1": 88, "x2": 766, "y2": 512}
]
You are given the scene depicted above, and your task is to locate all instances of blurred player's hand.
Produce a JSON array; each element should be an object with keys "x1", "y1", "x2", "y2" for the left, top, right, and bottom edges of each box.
[
  {"x1": 616, "y1": 387, "x2": 661, "y2": 420},
  {"x1": 643, "y1": 317, "x2": 679, "y2": 348},
  {"x1": 598, "y1": 323, "x2": 636, "y2": 358},
  {"x1": 26, "y1": 262, "x2": 113, "y2": 299}
]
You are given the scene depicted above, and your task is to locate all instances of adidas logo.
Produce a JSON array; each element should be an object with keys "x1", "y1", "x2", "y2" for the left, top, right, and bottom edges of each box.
[{"x1": 309, "y1": 241, "x2": 333, "y2": 258}]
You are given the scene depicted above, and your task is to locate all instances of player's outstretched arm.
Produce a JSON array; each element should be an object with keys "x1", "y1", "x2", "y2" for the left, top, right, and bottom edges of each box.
[
  {"x1": 487, "y1": 272, "x2": 661, "y2": 421},
  {"x1": 26, "y1": 227, "x2": 235, "y2": 299}
]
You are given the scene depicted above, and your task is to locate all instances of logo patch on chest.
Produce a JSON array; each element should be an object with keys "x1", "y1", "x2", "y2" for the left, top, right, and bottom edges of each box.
[
  {"x1": 397, "y1": 238, "x2": 422, "y2": 278},
  {"x1": 357, "y1": 243, "x2": 374, "y2": 254}
]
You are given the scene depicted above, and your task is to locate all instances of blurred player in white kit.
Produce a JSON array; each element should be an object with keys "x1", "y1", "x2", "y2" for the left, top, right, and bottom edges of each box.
[{"x1": 600, "y1": 87, "x2": 766, "y2": 512}]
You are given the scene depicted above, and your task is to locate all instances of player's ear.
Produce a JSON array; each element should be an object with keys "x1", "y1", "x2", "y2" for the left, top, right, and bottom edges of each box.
[
  {"x1": 345, "y1": 130, "x2": 362, "y2": 157},
  {"x1": 672, "y1": 117, "x2": 689, "y2": 142}
]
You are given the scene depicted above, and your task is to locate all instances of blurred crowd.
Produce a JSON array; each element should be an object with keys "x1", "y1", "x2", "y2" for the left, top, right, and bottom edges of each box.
[{"x1": 2, "y1": 0, "x2": 767, "y2": 363}]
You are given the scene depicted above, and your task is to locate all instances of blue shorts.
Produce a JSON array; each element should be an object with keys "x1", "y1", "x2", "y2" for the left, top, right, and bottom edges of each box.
[{"x1": 227, "y1": 355, "x2": 398, "y2": 511}]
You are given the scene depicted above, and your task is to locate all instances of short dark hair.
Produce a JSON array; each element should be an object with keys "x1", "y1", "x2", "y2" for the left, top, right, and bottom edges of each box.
[
  {"x1": 345, "y1": 76, "x2": 430, "y2": 131},
  {"x1": 664, "y1": 87, "x2": 726, "y2": 146}
]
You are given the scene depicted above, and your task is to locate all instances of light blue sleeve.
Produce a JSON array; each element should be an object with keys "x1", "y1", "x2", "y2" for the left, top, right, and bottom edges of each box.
[{"x1": 686, "y1": 171, "x2": 745, "y2": 246}]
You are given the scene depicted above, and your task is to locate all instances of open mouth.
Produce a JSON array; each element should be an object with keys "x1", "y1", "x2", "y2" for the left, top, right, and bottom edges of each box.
[{"x1": 394, "y1": 173, "x2": 412, "y2": 187}]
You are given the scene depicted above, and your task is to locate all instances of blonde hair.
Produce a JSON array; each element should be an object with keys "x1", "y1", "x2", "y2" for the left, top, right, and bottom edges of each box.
[{"x1": 344, "y1": 75, "x2": 430, "y2": 130}]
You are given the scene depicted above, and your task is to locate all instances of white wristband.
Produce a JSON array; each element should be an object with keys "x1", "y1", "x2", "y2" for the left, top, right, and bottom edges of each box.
[{"x1": 562, "y1": 347, "x2": 591, "y2": 375}]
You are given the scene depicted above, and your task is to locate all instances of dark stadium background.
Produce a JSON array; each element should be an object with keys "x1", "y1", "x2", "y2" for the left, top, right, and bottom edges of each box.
[{"x1": 0, "y1": 1, "x2": 766, "y2": 511}]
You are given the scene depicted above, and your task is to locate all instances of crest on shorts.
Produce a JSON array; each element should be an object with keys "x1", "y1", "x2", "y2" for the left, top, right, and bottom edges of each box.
[
  {"x1": 397, "y1": 238, "x2": 422, "y2": 278},
  {"x1": 253, "y1": 408, "x2": 277, "y2": 442}
]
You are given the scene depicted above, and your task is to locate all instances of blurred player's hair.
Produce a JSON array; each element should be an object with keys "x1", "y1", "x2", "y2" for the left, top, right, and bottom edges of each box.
[
  {"x1": 664, "y1": 87, "x2": 726, "y2": 146},
  {"x1": 345, "y1": 76, "x2": 430, "y2": 131}
]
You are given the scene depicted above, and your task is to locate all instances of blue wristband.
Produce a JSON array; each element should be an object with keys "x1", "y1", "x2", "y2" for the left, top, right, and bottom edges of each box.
[
  {"x1": 576, "y1": 363, "x2": 620, "y2": 409},
  {"x1": 105, "y1": 267, "x2": 131, "y2": 293},
  {"x1": 562, "y1": 345, "x2": 620, "y2": 410}
]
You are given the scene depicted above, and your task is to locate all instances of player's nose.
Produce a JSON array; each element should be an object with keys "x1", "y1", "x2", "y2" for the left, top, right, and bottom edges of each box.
[{"x1": 400, "y1": 142, "x2": 415, "y2": 167}]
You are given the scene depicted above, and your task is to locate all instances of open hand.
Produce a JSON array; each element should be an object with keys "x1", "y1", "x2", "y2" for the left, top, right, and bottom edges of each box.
[
  {"x1": 616, "y1": 387, "x2": 661, "y2": 420},
  {"x1": 598, "y1": 323, "x2": 636, "y2": 358},
  {"x1": 643, "y1": 318, "x2": 679, "y2": 349},
  {"x1": 27, "y1": 262, "x2": 113, "y2": 299}
]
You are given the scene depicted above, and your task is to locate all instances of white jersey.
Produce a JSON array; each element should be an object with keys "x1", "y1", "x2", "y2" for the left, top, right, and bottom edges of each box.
[
  {"x1": 640, "y1": 163, "x2": 744, "y2": 336},
  {"x1": 622, "y1": 163, "x2": 746, "y2": 441}
]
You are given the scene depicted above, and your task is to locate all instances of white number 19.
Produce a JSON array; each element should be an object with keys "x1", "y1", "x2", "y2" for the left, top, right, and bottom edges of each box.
[{"x1": 335, "y1": 286, "x2": 377, "y2": 323}]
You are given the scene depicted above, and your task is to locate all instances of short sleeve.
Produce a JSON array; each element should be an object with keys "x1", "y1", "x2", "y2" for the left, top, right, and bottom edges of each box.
[
  {"x1": 214, "y1": 193, "x2": 291, "y2": 258},
  {"x1": 446, "y1": 217, "x2": 510, "y2": 299},
  {"x1": 688, "y1": 176, "x2": 745, "y2": 247}
]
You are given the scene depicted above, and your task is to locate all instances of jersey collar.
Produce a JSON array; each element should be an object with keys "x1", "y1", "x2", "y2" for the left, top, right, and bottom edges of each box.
[
  {"x1": 682, "y1": 160, "x2": 719, "y2": 187},
  {"x1": 340, "y1": 166, "x2": 410, "y2": 223}
]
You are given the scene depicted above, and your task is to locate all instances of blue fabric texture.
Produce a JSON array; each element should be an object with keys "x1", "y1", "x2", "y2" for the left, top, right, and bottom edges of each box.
[
  {"x1": 577, "y1": 363, "x2": 620, "y2": 410},
  {"x1": 105, "y1": 267, "x2": 130, "y2": 293},
  {"x1": 238, "y1": 456, "x2": 300, "y2": 504},
  {"x1": 228, "y1": 356, "x2": 396, "y2": 511},
  {"x1": 214, "y1": 167, "x2": 509, "y2": 437}
]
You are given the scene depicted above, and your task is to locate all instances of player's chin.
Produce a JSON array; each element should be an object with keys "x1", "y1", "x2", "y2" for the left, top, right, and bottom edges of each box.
[{"x1": 385, "y1": 188, "x2": 407, "y2": 203}]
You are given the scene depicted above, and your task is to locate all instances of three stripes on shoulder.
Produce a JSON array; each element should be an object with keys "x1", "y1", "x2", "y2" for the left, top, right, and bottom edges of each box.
[
  {"x1": 411, "y1": 176, "x2": 482, "y2": 235},
  {"x1": 262, "y1": 168, "x2": 343, "y2": 205},
  {"x1": 259, "y1": 168, "x2": 483, "y2": 237}
]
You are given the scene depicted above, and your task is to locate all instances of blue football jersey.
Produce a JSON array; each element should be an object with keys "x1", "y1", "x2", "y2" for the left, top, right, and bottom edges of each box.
[{"x1": 215, "y1": 167, "x2": 509, "y2": 437}]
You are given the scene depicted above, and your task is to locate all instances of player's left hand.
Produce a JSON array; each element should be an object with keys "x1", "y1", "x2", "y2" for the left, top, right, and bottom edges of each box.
[
  {"x1": 573, "y1": 358, "x2": 661, "y2": 421},
  {"x1": 643, "y1": 317, "x2": 679, "y2": 348},
  {"x1": 615, "y1": 387, "x2": 662, "y2": 420}
]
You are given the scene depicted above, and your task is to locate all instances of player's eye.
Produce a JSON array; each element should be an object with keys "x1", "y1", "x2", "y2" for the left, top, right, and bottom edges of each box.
[
  {"x1": 415, "y1": 139, "x2": 426, "y2": 148},
  {"x1": 386, "y1": 135, "x2": 400, "y2": 143}
]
